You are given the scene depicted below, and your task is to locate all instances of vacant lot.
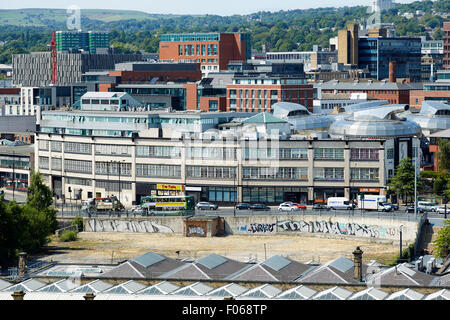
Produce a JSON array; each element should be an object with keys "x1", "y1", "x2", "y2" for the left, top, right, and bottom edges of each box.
[{"x1": 41, "y1": 232, "x2": 400, "y2": 265}]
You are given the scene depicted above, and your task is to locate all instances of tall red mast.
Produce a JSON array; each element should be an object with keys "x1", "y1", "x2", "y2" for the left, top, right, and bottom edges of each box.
[{"x1": 51, "y1": 30, "x2": 57, "y2": 84}]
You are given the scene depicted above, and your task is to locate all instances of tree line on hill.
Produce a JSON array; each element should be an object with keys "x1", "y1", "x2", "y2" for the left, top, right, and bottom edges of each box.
[{"x1": 0, "y1": 0, "x2": 448, "y2": 64}]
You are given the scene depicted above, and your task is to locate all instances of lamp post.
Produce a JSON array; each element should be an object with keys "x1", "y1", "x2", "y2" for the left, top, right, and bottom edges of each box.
[
  {"x1": 12, "y1": 150, "x2": 15, "y2": 201},
  {"x1": 399, "y1": 225, "x2": 403, "y2": 264},
  {"x1": 414, "y1": 141, "x2": 418, "y2": 220}
]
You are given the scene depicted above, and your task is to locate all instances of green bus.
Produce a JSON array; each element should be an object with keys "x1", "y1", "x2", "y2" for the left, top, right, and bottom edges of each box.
[{"x1": 140, "y1": 195, "x2": 195, "y2": 215}]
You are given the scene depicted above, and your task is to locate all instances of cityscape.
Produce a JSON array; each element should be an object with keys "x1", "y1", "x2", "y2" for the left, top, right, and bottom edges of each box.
[{"x1": 0, "y1": 0, "x2": 449, "y2": 310}]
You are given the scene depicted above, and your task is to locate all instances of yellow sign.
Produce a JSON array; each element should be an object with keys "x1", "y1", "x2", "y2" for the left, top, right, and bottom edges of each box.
[
  {"x1": 156, "y1": 203, "x2": 186, "y2": 207},
  {"x1": 157, "y1": 184, "x2": 184, "y2": 191}
]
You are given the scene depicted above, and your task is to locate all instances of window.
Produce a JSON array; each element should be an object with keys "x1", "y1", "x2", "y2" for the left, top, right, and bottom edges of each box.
[
  {"x1": 95, "y1": 144, "x2": 131, "y2": 156},
  {"x1": 51, "y1": 141, "x2": 62, "y2": 152},
  {"x1": 96, "y1": 162, "x2": 131, "y2": 176},
  {"x1": 64, "y1": 142, "x2": 92, "y2": 154},
  {"x1": 242, "y1": 167, "x2": 307, "y2": 180},
  {"x1": 39, "y1": 157, "x2": 49, "y2": 170},
  {"x1": 136, "y1": 146, "x2": 181, "y2": 158},
  {"x1": 351, "y1": 168, "x2": 379, "y2": 181},
  {"x1": 279, "y1": 148, "x2": 308, "y2": 160},
  {"x1": 209, "y1": 100, "x2": 218, "y2": 112},
  {"x1": 38, "y1": 140, "x2": 49, "y2": 151},
  {"x1": 186, "y1": 147, "x2": 236, "y2": 161},
  {"x1": 51, "y1": 158, "x2": 62, "y2": 170},
  {"x1": 136, "y1": 164, "x2": 181, "y2": 178},
  {"x1": 186, "y1": 166, "x2": 236, "y2": 179},
  {"x1": 314, "y1": 148, "x2": 344, "y2": 160},
  {"x1": 351, "y1": 149, "x2": 379, "y2": 161},
  {"x1": 314, "y1": 168, "x2": 344, "y2": 181},
  {"x1": 64, "y1": 159, "x2": 92, "y2": 174}
]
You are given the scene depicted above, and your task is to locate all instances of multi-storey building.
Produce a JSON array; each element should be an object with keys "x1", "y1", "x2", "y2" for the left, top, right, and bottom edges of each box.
[
  {"x1": 358, "y1": 37, "x2": 422, "y2": 81},
  {"x1": 56, "y1": 31, "x2": 110, "y2": 54},
  {"x1": 227, "y1": 74, "x2": 313, "y2": 113},
  {"x1": 159, "y1": 33, "x2": 251, "y2": 75},
  {"x1": 315, "y1": 79, "x2": 423, "y2": 105},
  {"x1": 444, "y1": 22, "x2": 450, "y2": 70},
  {"x1": 338, "y1": 24, "x2": 359, "y2": 66},
  {"x1": 265, "y1": 50, "x2": 337, "y2": 72},
  {"x1": 35, "y1": 100, "x2": 422, "y2": 206},
  {"x1": 410, "y1": 70, "x2": 450, "y2": 108},
  {"x1": 12, "y1": 52, "x2": 143, "y2": 87}
]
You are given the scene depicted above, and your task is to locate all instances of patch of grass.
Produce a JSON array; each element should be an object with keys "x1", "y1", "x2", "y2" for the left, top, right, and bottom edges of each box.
[{"x1": 58, "y1": 230, "x2": 78, "y2": 242}]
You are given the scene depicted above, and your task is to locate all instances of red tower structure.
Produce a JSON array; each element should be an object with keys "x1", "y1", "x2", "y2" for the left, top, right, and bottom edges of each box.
[{"x1": 51, "y1": 30, "x2": 57, "y2": 84}]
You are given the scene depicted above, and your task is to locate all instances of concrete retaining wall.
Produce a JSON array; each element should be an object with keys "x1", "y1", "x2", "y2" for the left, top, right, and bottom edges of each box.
[{"x1": 81, "y1": 215, "x2": 419, "y2": 242}]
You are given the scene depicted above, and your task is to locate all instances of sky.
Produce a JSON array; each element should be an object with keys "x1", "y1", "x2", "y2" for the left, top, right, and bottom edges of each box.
[{"x1": 2, "y1": 0, "x2": 419, "y2": 16}]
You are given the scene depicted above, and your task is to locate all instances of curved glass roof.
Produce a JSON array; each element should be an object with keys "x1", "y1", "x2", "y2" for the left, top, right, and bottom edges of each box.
[
  {"x1": 329, "y1": 117, "x2": 421, "y2": 138},
  {"x1": 288, "y1": 115, "x2": 334, "y2": 131},
  {"x1": 407, "y1": 101, "x2": 450, "y2": 133}
]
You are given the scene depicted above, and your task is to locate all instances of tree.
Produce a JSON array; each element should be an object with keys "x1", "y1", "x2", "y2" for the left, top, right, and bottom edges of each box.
[
  {"x1": 438, "y1": 140, "x2": 450, "y2": 172},
  {"x1": 26, "y1": 171, "x2": 58, "y2": 234},
  {"x1": 433, "y1": 220, "x2": 450, "y2": 259},
  {"x1": 389, "y1": 158, "x2": 425, "y2": 204}
]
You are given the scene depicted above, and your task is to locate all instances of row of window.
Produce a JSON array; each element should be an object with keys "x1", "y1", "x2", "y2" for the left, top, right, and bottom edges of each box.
[
  {"x1": 178, "y1": 44, "x2": 217, "y2": 56},
  {"x1": 186, "y1": 166, "x2": 236, "y2": 180},
  {"x1": 242, "y1": 167, "x2": 308, "y2": 181}
]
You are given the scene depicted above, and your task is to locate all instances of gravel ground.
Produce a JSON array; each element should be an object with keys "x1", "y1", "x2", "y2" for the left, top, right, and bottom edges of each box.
[{"x1": 40, "y1": 232, "x2": 400, "y2": 265}]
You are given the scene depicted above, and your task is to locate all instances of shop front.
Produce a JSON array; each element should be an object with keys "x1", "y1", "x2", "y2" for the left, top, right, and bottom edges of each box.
[
  {"x1": 242, "y1": 187, "x2": 308, "y2": 205},
  {"x1": 313, "y1": 187, "x2": 345, "y2": 203}
]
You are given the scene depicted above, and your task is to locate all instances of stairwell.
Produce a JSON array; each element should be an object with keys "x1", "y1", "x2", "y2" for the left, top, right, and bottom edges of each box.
[{"x1": 420, "y1": 225, "x2": 441, "y2": 255}]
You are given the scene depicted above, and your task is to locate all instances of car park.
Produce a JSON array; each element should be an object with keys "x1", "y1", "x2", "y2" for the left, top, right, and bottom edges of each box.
[
  {"x1": 278, "y1": 203, "x2": 299, "y2": 212},
  {"x1": 251, "y1": 204, "x2": 271, "y2": 211},
  {"x1": 196, "y1": 202, "x2": 218, "y2": 210},
  {"x1": 235, "y1": 203, "x2": 252, "y2": 210}
]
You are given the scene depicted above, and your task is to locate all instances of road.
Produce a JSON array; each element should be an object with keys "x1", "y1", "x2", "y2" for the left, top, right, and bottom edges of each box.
[{"x1": 56, "y1": 207, "x2": 449, "y2": 226}]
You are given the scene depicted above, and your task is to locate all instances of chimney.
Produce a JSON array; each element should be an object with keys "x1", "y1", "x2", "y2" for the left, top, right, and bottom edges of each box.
[
  {"x1": 18, "y1": 252, "x2": 27, "y2": 277},
  {"x1": 11, "y1": 290, "x2": 26, "y2": 301},
  {"x1": 353, "y1": 246, "x2": 364, "y2": 282},
  {"x1": 83, "y1": 292, "x2": 96, "y2": 301},
  {"x1": 389, "y1": 61, "x2": 397, "y2": 83}
]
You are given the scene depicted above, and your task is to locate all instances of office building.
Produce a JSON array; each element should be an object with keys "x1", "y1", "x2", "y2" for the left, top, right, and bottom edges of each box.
[
  {"x1": 56, "y1": 31, "x2": 110, "y2": 54},
  {"x1": 338, "y1": 24, "x2": 359, "y2": 66},
  {"x1": 358, "y1": 37, "x2": 422, "y2": 81},
  {"x1": 12, "y1": 52, "x2": 143, "y2": 87},
  {"x1": 159, "y1": 33, "x2": 251, "y2": 75},
  {"x1": 371, "y1": 0, "x2": 395, "y2": 12},
  {"x1": 410, "y1": 70, "x2": 450, "y2": 108},
  {"x1": 265, "y1": 50, "x2": 337, "y2": 72}
]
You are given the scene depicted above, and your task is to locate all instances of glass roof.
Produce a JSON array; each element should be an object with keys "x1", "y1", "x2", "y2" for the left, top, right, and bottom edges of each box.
[
  {"x1": 262, "y1": 255, "x2": 292, "y2": 272},
  {"x1": 277, "y1": 285, "x2": 316, "y2": 300},
  {"x1": 132, "y1": 252, "x2": 166, "y2": 268},
  {"x1": 3, "y1": 279, "x2": 46, "y2": 292},
  {"x1": 197, "y1": 254, "x2": 228, "y2": 270}
]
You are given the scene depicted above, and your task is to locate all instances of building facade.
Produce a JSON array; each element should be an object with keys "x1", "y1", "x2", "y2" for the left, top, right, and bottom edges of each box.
[
  {"x1": 56, "y1": 31, "x2": 110, "y2": 54},
  {"x1": 159, "y1": 33, "x2": 251, "y2": 75},
  {"x1": 444, "y1": 22, "x2": 450, "y2": 70},
  {"x1": 358, "y1": 37, "x2": 422, "y2": 81}
]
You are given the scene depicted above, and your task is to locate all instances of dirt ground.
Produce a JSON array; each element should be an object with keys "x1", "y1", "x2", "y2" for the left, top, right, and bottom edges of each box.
[{"x1": 41, "y1": 232, "x2": 400, "y2": 265}]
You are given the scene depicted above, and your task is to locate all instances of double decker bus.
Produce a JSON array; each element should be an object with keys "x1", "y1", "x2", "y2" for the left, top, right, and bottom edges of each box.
[{"x1": 140, "y1": 195, "x2": 195, "y2": 215}]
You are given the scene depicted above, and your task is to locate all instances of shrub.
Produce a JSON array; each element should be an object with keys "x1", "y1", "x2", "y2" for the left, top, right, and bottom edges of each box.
[
  {"x1": 59, "y1": 230, "x2": 78, "y2": 242},
  {"x1": 72, "y1": 217, "x2": 84, "y2": 232}
]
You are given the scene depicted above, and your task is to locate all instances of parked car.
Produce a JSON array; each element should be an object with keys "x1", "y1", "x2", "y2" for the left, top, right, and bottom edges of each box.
[
  {"x1": 405, "y1": 206, "x2": 424, "y2": 214},
  {"x1": 278, "y1": 203, "x2": 299, "y2": 212},
  {"x1": 291, "y1": 203, "x2": 307, "y2": 210},
  {"x1": 131, "y1": 205, "x2": 146, "y2": 216},
  {"x1": 417, "y1": 201, "x2": 438, "y2": 212},
  {"x1": 436, "y1": 206, "x2": 449, "y2": 215},
  {"x1": 313, "y1": 204, "x2": 330, "y2": 211},
  {"x1": 235, "y1": 203, "x2": 252, "y2": 210},
  {"x1": 251, "y1": 204, "x2": 271, "y2": 211},
  {"x1": 196, "y1": 202, "x2": 218, "y2": 210},
  {"x1": 388, "y1": 203, "x2": 399, "y2": 211}
]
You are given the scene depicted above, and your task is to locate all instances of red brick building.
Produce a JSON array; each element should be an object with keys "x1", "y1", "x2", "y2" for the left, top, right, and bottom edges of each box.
[
  {"x1": 227, "y1": 76, "x2": 314, "y2": 113},
  {"x1": 159, "y1": 33, "x2": 251, "y2": 75},
  {"x1": 315, "y1": 80, "x2": 423, "y2": 106}
]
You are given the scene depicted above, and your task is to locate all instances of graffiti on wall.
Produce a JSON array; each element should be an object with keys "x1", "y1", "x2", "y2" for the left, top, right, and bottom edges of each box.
[
  {"x1": 277, "y1": 220, "x2": 399, "y2": 239},
  {"x1": 187, "y1": 225, "x2": 206, "y2": 237},
  {"x1": 87, "y1": 219, "x2": 174, "y2": 233},
  {"x1": 239, "y1": 223, "x2": 276, "y2": 234}
]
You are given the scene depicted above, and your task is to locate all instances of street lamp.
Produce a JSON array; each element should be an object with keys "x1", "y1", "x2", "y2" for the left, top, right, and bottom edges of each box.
[{"x1": 399, "y1": 225, "x2": 403, "y2": 264}]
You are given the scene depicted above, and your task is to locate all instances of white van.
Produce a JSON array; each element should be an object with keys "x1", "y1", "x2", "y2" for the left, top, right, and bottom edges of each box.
[
  {"x1": 417, "y1": 201, "x2": 437, "y2": 212},
  {"x1": 358, "y1": 195, "x2": 392, "y2": 212},
  {"x1": 327, "y1": 197, "x2": 355, "y2": 210}
]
